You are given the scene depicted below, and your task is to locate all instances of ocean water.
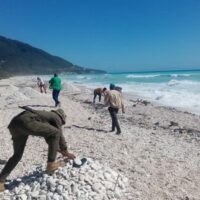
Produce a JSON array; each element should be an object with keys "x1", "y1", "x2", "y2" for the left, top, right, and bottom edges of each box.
[{"x1": 60, "y1": 70, "x2": 200, "y2": 115}]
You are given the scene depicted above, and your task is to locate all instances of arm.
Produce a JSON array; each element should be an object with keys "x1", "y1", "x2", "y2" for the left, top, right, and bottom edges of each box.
[
  {"x1": 19, "y1": 106, "x2": 35, "y2": 113},
  {"x1": 49, "y1": 78, "x2": 53, "y2": 89},
  {"x1": 104, "y1": 92, "x2": 110, "y2": 106},
  {"x1": 59, "y1": 130, "x2": 67, "y2": 151},
  {"x1": 49, "y1": 78, "x2": 53, "y2": 84},
  {"x1": 58, "y1": 131, "x2": 75, "y2": 159}
]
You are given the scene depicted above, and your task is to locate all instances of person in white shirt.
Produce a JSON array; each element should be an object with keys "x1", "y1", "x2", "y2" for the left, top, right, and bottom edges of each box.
[{"x1": 37, "y1": 77, "x2": 47, "y2": 93}]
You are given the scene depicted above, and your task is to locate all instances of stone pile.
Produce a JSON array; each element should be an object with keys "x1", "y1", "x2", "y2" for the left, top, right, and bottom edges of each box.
[
  {"x1": 0, "y1": 85, "x2": 44, "y2": 106},
  {"x1": 62, "y1": 83, "x2": 81, "y2": 94},
  {"x1": 20, "y1": 87, "x2": 43, "y2": 98},
  {"x1": 0, "y1": 85, "x2": 28, "y2": 106},
  {"x1": 0, "y1": 159, "x2": 128, "y2": 200}
]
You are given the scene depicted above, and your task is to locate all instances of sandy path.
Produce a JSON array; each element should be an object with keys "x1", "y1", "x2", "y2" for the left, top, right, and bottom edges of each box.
[{"x1": 0, "y1": 76, "x2": 200, "y2": 199}]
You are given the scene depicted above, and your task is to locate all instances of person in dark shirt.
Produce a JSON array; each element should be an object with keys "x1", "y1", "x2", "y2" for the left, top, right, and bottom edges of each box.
[{"x1": 0, "y1": 107, "x2": 75, "y2": 192}]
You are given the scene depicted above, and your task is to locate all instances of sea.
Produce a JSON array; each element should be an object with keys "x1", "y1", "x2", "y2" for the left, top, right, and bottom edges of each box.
[{"x1": 59, "y1": 69, "x2": 200, "y2": 115}]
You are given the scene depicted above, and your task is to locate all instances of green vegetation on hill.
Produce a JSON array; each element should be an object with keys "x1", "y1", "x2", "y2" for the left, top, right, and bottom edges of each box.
[{"x1": 0, "y1": 36, "x2": 105, "y2": 78}]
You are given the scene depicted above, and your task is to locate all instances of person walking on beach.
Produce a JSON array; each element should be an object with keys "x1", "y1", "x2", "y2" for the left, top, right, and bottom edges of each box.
[
  {"x1": 0, "y1": 106, "x2": 75, "y2": 192},
  {"x1": 104, "y1": 89, "x2": 125, "y2": 134},
  {"x1": 37, "y1": 77, "x2": 47, "y2": 93},
  {"x1": 93, "y1": 87, "x2": 107, "y2": 103},
  {"x1": 49, "y1": 73, "x2": 62, "y2": 107}
]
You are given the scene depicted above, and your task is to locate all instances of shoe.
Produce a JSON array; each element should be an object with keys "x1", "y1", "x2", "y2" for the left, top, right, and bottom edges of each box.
[
  {"x1": 116, "y1": 131, "x2": 121, "y2": 135},
  {"x1": 0, "y1": 182, "x2": 5, "y2": 192},
  {"x1": 55, "y1": 102, "x2": 61, "y2": 107},
  {"x1": 57, "y1": 102, "x2": 61, "y2": 108},
  {"x1": 110, "y1": 129, "x2": 115, "y2": 132},
  {"x1": 46, "y1": 161, "x2": 65, "y2": 175}
]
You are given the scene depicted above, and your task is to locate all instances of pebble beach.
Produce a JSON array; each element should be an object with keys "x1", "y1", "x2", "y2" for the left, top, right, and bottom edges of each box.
[{"x1": 0, "y1": 76, "x2": 200, "y2": 200}]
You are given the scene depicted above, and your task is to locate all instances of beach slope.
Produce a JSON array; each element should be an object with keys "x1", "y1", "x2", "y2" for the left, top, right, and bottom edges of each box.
[{"x1": 0, "y1": 76, "x2": 200, "y2": 199}]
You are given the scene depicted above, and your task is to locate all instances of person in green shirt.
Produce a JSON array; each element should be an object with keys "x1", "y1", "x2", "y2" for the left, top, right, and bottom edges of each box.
[{"x1": 49, "y1": 73, "x2": 62, "y2": 107}]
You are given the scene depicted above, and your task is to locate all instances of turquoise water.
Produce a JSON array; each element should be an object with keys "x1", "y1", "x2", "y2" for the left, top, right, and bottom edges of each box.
[
  {"x1": 59, "y1": 69, "x2": 200, "y2": 114},
  {"x1": 63, "y1": 69, "x2": 200, "y2": 84}
]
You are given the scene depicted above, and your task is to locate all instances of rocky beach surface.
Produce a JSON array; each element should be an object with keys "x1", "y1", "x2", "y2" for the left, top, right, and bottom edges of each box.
[{"x1": 0, "y1": 76, "x2": 200, "y2": 199}]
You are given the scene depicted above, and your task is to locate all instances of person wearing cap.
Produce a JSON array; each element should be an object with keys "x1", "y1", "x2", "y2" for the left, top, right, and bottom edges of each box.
[
  {"x1": 93, "y1": 87, "x2": 107, "y2": 103},
  {"x1": 109, "y1": 83, "x2": 115, "y2": 90},
  {"x1": 49, "y1": 73, "x2": 62, "y2": 107},
  {"x1": 104, "y1": 90, "x2": 125, "y2": 135},
  {"x1": 110, "y1": 83, "x2": 122, "y2": 92},
  {"x1": 0, "y1": 107, "x2": 75, "y2": 192}
]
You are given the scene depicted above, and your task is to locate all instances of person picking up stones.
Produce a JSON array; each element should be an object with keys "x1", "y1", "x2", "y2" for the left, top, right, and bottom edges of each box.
[
  {"x1": 93, "y1": 87, "x2": 107, "y2": 103},
  {"x1": 0, "y1": 107, "x2": 75, "y2": 192}
]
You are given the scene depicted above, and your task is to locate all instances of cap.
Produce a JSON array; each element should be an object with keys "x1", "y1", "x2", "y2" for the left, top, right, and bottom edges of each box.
[{"x1": 52, "y1": 109, "x2": 66, "y2": 124}]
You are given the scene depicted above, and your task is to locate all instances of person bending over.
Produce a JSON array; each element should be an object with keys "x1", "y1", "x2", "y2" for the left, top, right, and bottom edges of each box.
[
  {"x1": 93, "y1": 87, "x2": 107, "y2": 103},
  {"x1": 0, "y1": 107, "x2": 75, "y2": 192}
]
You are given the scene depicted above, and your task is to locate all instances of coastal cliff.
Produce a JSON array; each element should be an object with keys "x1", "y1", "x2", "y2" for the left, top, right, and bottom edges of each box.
[{"x1": 0, "y1": 36, "x2": 105, "y2": 78}]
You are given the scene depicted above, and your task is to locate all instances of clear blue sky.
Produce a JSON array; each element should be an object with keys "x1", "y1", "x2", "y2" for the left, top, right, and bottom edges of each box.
[{"x1": 0, "y1": 0, "x2": 200, "y2": 72}]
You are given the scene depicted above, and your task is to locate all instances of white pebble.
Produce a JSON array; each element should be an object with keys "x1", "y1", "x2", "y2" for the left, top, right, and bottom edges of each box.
[{"x1": 3, "y1": 159, "x2": 128, "y2": 199}]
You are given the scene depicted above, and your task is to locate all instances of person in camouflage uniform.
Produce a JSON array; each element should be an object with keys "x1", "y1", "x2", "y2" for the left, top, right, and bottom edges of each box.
[{"x1": 0, "y1": 107, "x2": 75, "y2": 192}]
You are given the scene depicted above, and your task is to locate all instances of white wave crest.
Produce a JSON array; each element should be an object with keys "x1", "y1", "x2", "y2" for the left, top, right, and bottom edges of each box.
[
  {"x1": 167, "y1": 79, "x2": 180, "y2": 86},
  {"x1": 126, "y1": 74, "x2": 160, "y2": 78},
  {"x1": 170, "y1": 74, "x2": 191, "y2": 78},
  {"x1": 76, "y1": 75, "x2": 91, "y2": 80},
  {"x1": 167, "y1": 79, "x2": 200, "y2": 87}
]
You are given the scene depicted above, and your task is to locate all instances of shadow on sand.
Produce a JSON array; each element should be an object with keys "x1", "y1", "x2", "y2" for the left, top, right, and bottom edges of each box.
[
  {"x1": 25, "y1": 105, "x2": 55, "y2": 108},
  {"x1": 65, "y1": 125, "x2": 108, "y2": 133},
  {"x1": 0, "y1": 159, "x2": 7, "y2": 165},
  {"x1": 6, "y1": 168, "x2": 44, "y2": 190}
]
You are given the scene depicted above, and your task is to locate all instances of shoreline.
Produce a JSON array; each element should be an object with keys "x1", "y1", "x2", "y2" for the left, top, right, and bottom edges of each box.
[
  {"x1": 70, "y1": 81, "x2": 200, "y2": 118},
  {"x1": 0, "y1": 76, "x2": 200, "y2": 199},
  {"x1": 4, "y1": 74, "x2": 200, "y2": 117}
]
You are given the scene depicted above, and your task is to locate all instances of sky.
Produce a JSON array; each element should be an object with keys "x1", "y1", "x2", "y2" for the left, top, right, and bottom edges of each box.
[{"x1": 0, "y1": 0, "x2": 200, "y2": 72}]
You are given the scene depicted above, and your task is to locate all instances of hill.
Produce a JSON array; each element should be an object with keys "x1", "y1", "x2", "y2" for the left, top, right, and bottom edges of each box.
[{"x1": 0, "y1": 36, "x2": 105, "y2": 78}]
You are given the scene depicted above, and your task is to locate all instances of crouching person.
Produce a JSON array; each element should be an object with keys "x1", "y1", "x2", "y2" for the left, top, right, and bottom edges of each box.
[{"x1": 0, "y1": 107, "x2": 75, "y2": 192}]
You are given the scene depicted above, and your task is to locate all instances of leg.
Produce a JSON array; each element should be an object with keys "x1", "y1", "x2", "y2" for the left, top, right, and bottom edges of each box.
[
  {"x1": 53, "y1": 90, "x2": 60, "y2": 106},
  {"x1": 108, "y1": 107, "x2": 121, "y2": 133},
  {"x1": 52, "y1": 90, "x2": 56, "y2": 106},
  {"x1": 40, "y1": 86, "x2": 43, "y2": 93},
  {"x1": 56, "y1": 90, "x2": 60, "y2": 105},
  {"x1": 99, "y1": 94, "x2": 101, "y2": 102},
  {"x1": 108, "y1": 107, "x2": 115, "y2": 131},
  {"x1": 0, "y1": 135, "x2": 28, "y2": 182},
  {"x1": 93, "y1": 92, "x2": 97, "y2": 103},
  {"x1": 43, "y1": 85, "x2": 47, "y2": 94},
  {"x1": 112, "y1": 108, "x2": 121, "y2": 134}
]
